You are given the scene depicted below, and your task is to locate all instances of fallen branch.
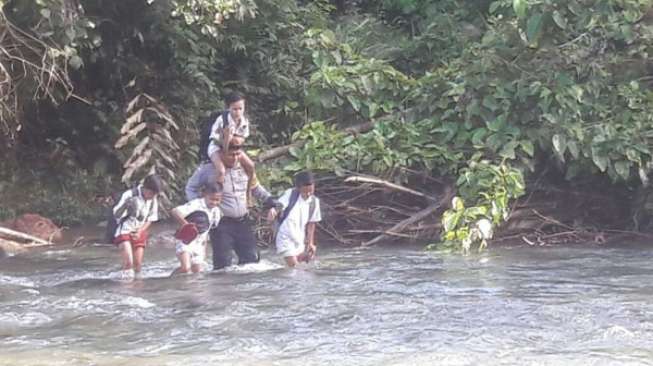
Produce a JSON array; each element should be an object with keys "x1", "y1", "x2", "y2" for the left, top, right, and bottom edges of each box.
[
  {"x1": 345, "y1": 175, "x2": 437, "y2": 202},
  {"x1": 0, "y1": 226, "x2": 50, "y2": 245},
  {"x1": 0, "y1": 237, "x2": 27, "y2": 255},
  {"x1": 361, "y1": 185, "x2": 454, "y2": 246},
  {"x1": 361, "y1": 202, "x2": 443, "y2": 246},
  {"x1": 349, "y1": 229, "x2": 416, "y2": 239}
]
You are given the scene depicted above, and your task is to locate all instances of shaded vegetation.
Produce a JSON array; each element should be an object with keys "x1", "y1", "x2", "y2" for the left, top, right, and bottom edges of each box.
[{"x1": 1, "y1": 0, "x2": 653, "y2": 251}]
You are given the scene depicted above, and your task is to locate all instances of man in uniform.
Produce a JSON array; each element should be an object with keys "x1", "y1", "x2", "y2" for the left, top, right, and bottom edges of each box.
[{"x1": 185, "y1": 135, "x2": 275, "y2": 270}]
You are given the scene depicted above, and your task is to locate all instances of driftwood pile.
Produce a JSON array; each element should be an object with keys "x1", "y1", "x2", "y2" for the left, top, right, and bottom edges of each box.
[{"x1": 252, "y1": 172, "x2": 455, "y2": 247}]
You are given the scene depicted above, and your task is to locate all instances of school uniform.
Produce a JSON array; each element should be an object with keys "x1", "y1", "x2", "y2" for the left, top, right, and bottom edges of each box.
[
  {"x1": 275, "y1": 189, "x2": 321, "y2": 257},
  {"x1": 210, "y1": 162, "x2": 272, "y2": 270},
  {"x1": 173, "y1": 198, "x2": 222, "y2": 265},
  {"x1": 112, "y1": 185, "x2": 159, "y2": 248},
  {"x1": 207, "y1": 113, "x2": 250, "y2": 159}
]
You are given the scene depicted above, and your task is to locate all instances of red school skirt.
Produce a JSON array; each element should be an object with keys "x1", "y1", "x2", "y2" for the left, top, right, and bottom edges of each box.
[{"x1": 114, "y1": 230, "x2": 149, "y2": 248}]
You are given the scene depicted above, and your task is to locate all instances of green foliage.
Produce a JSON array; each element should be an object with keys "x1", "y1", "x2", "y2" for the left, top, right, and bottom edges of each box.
[
  {"x1": 435, "y1": 161, "x2": 525, "y2": 253},
  {"x1": 0, "y1": 166, "x2": 117, "y2": 226},
  {"x1": 3, "y1": 0, "x2": 653, "y2": 241}
]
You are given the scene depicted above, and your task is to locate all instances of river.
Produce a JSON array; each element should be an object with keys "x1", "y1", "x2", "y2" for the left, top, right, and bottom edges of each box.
[{"x1": 1, "y1": 241, "x2": 653, "y2": 365}]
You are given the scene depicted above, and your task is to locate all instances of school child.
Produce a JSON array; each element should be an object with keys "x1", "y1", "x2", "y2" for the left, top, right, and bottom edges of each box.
[
  {"x1": 207, "y1": 92, "x2": 255, "y2": 183},
  {"x1": 170, "y1": 183, "x2": 223, "y2": 274},
  {"x1": 272, "y1": 171, "x2": 322, "y2": 267},
  {"x1": 113, "y1": 174, "x2": 162, "y2": 278}
]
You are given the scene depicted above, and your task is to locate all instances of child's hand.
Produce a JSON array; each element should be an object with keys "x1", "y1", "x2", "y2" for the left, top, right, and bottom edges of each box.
[
  {"x1": 130, "y1": 231, "x2": 141, "y2": 241},
  {"x1": 266, "y1": 208, "x2": 278, "y2": 223},
  {"x1": 223, "y1": 126, "x2": 233, "y2": 139},
  {"x1": 306, "y1": 243, "x2": 317, "y2": 258}
]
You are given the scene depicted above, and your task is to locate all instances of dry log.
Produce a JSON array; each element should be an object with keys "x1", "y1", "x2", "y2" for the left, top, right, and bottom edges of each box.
[
  {"x1": 361, "y1": 202, "x2": 442, "y2": 246},
  {"x1": 0, "y1": 238, "x2": 27, "y2": 256},
  {"x1": 0, "y1": 226, "x2": 50, "y2": 245},
  {"x1": 360, "y1": 185, "x2": 454, "y2": 246}
]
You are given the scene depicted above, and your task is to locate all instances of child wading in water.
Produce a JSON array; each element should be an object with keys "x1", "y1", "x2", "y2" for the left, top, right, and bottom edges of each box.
[
  {"x1": 208, "y1": 92, "x2": 255, "y2": 184},
  {"x1": 271, "y1": 171, "x2": 322, "y2": 267},
  {"x1": 170, "y1": 183, "x2": 223, "y2": 274},
  {"x1": 112, "y1": 174, "x2": 162, "y2": 279}
]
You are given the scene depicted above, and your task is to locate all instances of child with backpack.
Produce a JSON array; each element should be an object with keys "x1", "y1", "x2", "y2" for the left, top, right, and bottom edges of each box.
[
  {"x1": 206, "y1": 92, "x2": 255, "y2": 184},
  {"x1": 271, "y1": 171, "x2": 322, "y2": 267},
  {"x1": 170, "y1": 183, "x2": 223, "y2": 275},
  {"x1": 112, "y1": 174, "x2": 162, "y2": 279}
]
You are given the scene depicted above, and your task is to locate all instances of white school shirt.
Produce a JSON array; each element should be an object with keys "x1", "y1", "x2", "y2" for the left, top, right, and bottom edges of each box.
[
  {"x1": 275, "y1": 189, "x2": 321, "y2": 248},
  {"x1": 207, "y1": 113, "x2": 250, "y2": 158},
  {"x1": 113, "y1": 185, "x2": 159, "y2": 236},
  {"x1": 173, "y1": 198, "x2": 222, "y2": 247}
]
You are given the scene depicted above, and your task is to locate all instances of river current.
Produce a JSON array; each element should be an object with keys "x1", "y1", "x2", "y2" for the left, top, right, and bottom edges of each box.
[{"x1": 1, "y1": 240, "x2": 653, "y2": 365}]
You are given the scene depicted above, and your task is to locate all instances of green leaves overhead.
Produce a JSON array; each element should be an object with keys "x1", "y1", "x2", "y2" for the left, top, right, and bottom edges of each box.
[{"x1": 513, "y1": 0, "x2": 528, "y2": 19}]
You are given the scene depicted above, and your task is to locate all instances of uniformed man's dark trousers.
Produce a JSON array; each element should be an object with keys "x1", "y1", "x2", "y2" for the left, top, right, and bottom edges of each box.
[{"x1": 210, "y1": 216, "x2": 259, "y2": 270}]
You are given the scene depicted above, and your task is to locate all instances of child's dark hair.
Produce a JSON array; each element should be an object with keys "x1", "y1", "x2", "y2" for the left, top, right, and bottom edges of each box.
[
  {"x1": 224, "y1": 92, "x2": 245, "y2": 106},
  {"x1": 142, "y1": 174, "x2": 163, "y2": 193},
  {"x1": 202, "y1": 182, "x2": 223, "y2": 195},
  {"x1": 294, "y1": 171, "x2": 315, "y2": 187}
]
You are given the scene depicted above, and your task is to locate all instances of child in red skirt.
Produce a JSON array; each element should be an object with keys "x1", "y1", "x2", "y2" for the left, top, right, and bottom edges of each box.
[{"x1": 113, "y1": 174, "x2": 162, "y2": 279}]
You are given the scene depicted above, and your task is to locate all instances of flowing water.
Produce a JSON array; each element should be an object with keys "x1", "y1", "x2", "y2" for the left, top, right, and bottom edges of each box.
[{"x1": 1, "y1": 239, "x2": 653, "y2": 365}]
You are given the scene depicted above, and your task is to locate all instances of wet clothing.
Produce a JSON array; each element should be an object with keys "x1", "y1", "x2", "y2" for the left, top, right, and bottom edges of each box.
[
  {"x1": 184, "y1": 161, "x2": 271, "y2": 270},
  {"x1": 173, "y1": 198, "x2": 222, "y2": 265},
  {"x1": 112, "y1": 185, "x2": 158, "y2": 247},
  {"x1": 275, "y1": 189, "x2": 321, "y2": 257},
  {"x1": 114, "y1": 231, "x2": 149, "y2": 249},
  {"x1": 210, "y1": 216, "x2": 260, "y2": 269}
]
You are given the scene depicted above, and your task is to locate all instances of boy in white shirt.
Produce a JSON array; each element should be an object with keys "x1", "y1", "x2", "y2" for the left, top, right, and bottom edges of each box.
[
  {"x1": 170, "y1": 183, "x2": 223, "y2": 274},
  {"x1": 271, "y1": 171, "x2": 322, "y2": 267},
  {"x1": 113, "y1": 174, "x2": 162, "y2": 278},
  {"x1": 208, "y1": 92, "x2": 255, "y2": 184}
]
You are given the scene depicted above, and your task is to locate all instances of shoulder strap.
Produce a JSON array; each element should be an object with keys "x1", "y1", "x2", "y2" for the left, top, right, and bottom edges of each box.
[
  {"x1": 278, "y1": 189, "x2": 300, "y2": 226},
  {"x1": 221, "y1": 110, "x2": 230, "y2": 129}
]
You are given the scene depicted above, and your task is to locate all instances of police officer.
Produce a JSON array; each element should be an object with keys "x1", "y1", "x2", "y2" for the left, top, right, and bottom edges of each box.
[{"x1": 185, "y1": 135, "x2": 274, "y2": 270}]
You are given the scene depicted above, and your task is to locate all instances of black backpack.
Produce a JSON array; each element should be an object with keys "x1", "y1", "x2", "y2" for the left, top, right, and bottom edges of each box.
[
  {"x1": 104, "y1": 186, "x2": 139, "y2": 244},
  {"x1": 198, "y1": 110, "x2": 229, "y2": 163},
  {"x1": 272, "y1": 189, "x2": 317, "y2": 240}
]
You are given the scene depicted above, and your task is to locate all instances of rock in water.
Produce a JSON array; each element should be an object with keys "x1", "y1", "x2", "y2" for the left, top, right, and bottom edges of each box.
[{"x1": 1, "y1": 214, "x2": 63, "y2": 242}]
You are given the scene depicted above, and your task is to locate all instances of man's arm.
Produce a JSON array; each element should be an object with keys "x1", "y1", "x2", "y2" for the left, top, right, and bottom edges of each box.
[{"x1": 248, "y1": 174, "x2": 272, "y2": 203}]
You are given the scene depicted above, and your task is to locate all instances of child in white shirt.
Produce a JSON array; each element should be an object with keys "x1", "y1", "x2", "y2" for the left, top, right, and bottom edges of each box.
[
  {"x1": 272, "y1": 171, "x2": 321, "y2": 267},
  {"x1": 208, "y1": 92, "x2": 255, "y2": 183},
  {"x1": 113, "y1": 174, "x2": 162, "y2": 278},
  {"x1": 170, "y1": 183, "x2": 223, "y2": 274}
]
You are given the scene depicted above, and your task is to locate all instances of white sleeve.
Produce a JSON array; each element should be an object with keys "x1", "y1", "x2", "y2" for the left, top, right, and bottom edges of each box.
[
  {"x1": 147, "y1": 197, "x2": 159, "y2": 222},
  {"x1": 112, "y1": 189, "x2": 133, "y2": 218},
  {"x1": 209, "y1": 115, "x2": 224, "y2": 141},
  {"x1": 210, "y1": 207, "x2": 222, "y2": 228},
  {"x1": 241, "y1": 119, "x2": 250, "y2": 139},
  {"x1": 174, "y1": 199, "x2": 200, "y2": 219},
  {"x1": 309, "y1": 197, "x2": 322, "y2": 223},
  {"x1": 278, "y1": 189, "x2": 292, "y2": 209}
]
